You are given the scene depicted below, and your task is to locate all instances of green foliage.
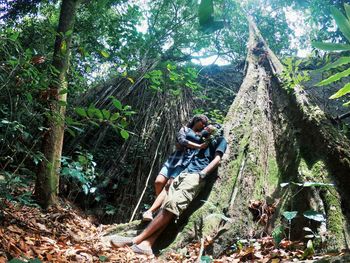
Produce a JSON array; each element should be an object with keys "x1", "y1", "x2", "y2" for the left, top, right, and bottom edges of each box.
[
  {"x1": 70, "y1": 97, "x2": 135, "y2": 140},
  {"x1": 61, "y1": 151, "x2": 97, "y2": 196},
  {"x1": 282, "y1": 211, "x2": 298, "y2": 221},
  {"x1": 280, "y1": 58, "x2": 310, "y2": 91},
  {"x1": 303, "y1": 210, "x2": 326, "y2": 222},
  {"x1": 272, "y1": 225, "x2": 285, "y2": 245},
  {"x1": 312, "y1": 4, "x2": 350, "y2": 106}
]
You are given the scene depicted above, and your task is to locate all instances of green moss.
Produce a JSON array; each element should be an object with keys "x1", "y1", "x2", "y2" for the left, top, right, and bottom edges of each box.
[
  {"x1": 297, "y1": 159, "x2": 346, "y2": 250},
  {"x1": 268, "y1": 158, "x2": 280, "y2": 188}
]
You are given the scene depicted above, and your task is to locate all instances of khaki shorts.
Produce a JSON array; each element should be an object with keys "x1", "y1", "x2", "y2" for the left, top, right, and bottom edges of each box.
[{"x1": 162, "y1": 172, "x2": 205, "y2": 217}]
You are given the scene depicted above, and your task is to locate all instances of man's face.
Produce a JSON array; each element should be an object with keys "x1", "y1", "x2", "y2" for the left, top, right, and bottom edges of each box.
[
  {"x1": 194, "y1": 120, "x2": 207, "y2": 131},
  {"x1": 204, "y1": 124, "x2": 216, "y2": 135}
]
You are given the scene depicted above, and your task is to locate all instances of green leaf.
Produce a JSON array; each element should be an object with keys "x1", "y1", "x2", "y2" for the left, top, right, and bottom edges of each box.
[
  {"x1": 102, "y1": 109, "x2": 111, "y2": 120},
  {"x1": 343, "y1": 100, "x2": 350, "y2": 107},
  {"x1": 316, "y1": 68, "x2": 350, "y2": 86},
  {"x1": 113, "y1": 99, "x2": 123, "y2": 110},
  {"x1": 100, "y1": 50, "x2": 110, "y2": 58},
  {"x1": 66, "y1": 127, "x2": 76, "y2": 137},
  {"x1": 345, "y1": 3, "x2": 350, "y2": 20},
  {"x1": 58, "y1": 100, "x2": 67, "y2": 106},
  {"x1": 330, "y1": 83, "x2": 350, "y2": 99},
  {"x1": 303, "y1": 210, "x2": 326, "y2": 222},
  {"x1": 93, "y1": 109, "x2": 103, "y2": 120},
  {"x1": 75, "y1": 107, "x2": 87, "y2": 117},
  {"x1": 282, "y1": 211, "x2": 298, "y2": 221},
  {"x1": 302, "y1": 240, "x2": 315, "y2": 260},
  {"x1": 9, "y1": 32, "x2": 20, "y2": 41},
  {"x1": 99, "y1": 255, "x2": 107, "y2": 262},
  {"x1": 316, "y1": 57, "x2": 350, "y2": 72},
  {"x1": 331, "y1": 6, "x2": 350, "y2": 42},
  {"x1": 60, "y1": 40, "x2": 67, "y2": 54},
  {"x1": 65, "y1": 29, "x2": 73, "y2": 37},
  {"x1": 25, "y1": 93, "x2": 33, "y2": 103},
  {"x1": 200, "y1": 255, "x2": 212, "y2": 263},
  {"x1": 304, "y1": 234, "x2": 315, "y2": 239},
  {"x1": 303, "y1": 227, "x2": 313, "y2": 232},
  {"x1": 59, "y1": 89, "x2": 68, "y2": 95},
  {"x1": 110, "y1": 112, "x2": 120, "y2": 121},
  {"x1": 120, "y1": 129, "x2": 129, "y2": 139},
  {"x1": 272, "y1": 225, "x2": 284, "y2": 245},
  {"x1": 302, "y1": 182, "x2": 334, "y2": 187},
  {"x1": 280, "y1": 182, "x2": 289, "y2": 188},
  {"x1": 312, "y1": 42, "x2": 350, "y2": 51}
]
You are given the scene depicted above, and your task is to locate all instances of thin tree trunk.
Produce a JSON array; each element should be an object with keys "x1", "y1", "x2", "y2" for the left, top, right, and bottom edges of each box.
[{"x1": 35, "y1": 0, "x2": 80, "y2": 208}]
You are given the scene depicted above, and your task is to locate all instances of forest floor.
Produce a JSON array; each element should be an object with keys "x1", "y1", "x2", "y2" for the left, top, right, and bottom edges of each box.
[{"x1": 0, "y1": 199, "x2": 347, "y2": 262}]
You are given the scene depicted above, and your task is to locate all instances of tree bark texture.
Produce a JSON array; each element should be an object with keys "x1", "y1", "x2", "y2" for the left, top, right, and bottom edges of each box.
[
  {"x1": 164, "y1": 17, "x2": 350, "y2": 256},
  {"x1": 35, "y1": 0, "x2": 80, "y2": 208}
]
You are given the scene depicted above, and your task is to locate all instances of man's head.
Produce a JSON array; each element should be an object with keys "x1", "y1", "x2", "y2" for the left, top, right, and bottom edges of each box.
[
  {"x1": 187, "y1": 114, "x2": 209, "y2": 131},
  {"x1": 204, "y1": 123, "x2": 223, "y2": 136}
]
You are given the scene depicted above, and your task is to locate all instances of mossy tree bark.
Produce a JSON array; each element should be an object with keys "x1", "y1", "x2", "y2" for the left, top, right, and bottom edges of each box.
[
  {"x1": 165, "y1": 16, "x2": 350, "y2": 256},
  {"x1": 35, "y1": 0, "x2": 80, "y2": 208}
]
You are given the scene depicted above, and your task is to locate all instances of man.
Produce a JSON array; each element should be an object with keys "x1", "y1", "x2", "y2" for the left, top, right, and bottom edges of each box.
[{"x1": 111, "y1": 124, "x2": 227, "y2": 255}]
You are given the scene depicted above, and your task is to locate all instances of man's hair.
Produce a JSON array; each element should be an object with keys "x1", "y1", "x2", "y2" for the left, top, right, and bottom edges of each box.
[
  {"x1": 210, "y1": 123, "x2": 224, "y2": 136},
  {"x1": 187, "y1": 114, "x2": 209, "y2": 128}
]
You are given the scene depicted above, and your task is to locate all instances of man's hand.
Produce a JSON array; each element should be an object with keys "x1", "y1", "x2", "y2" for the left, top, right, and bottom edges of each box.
[
  {"x1": 165, "y1": 178, "x2": 174, "y2": 192},
  {"x1": 199, "y1": 142, "x2": 208, "y2": 149}
]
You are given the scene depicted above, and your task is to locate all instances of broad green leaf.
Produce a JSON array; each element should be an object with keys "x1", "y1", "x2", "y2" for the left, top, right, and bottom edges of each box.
[
  {"x1": 120, "y1": 129, "x2": 129, "y2": 139},
  {"x1": 315, "y1": 57, "x2": 350, "y2": 72},
  {"x1": 127, "y1": 77, "x2": 134, "y2": 84},
  {"x1": 331, "y1": 6, "x2": 350, "y2": 42},
  {"x1": 283, "y1": 211, "x2": 297, "y2": 221},
  {"x1": 316, "y1": 68, "x2": 350, "y2": 86},
  {"x1": 75, "y1": 107, "x2": 87, "y2": 117},
  {"x1": 302, "y1": 182, "x2": 334, "y2": 187},
  {"x1": 345, "y1": 3, "x2": 350, "y2": 20},
  {"x1": 312, "y1": 41, "x2": 350, "y2": 51},
  {"x1": 100, "y1": 50, "x2": 110, "y2": 58},
  {"x1": 113, "y1": 99, "x2": 123, "y2": 110},
  {"x1": 93, "y1": 109, "x2": 103, "y2": 120},
  {"x1": 330, "y1": 83, "x2": 350, "y2": 99},
  {"x1": 110, "y1": 112, "x2": 120, "y2": 121},
  {"x1": 303, "y1": 210, "x2": 326, "y2": 222},
  {"x1": 102, "y1": 109, "x2": 110, "y2": 120}
]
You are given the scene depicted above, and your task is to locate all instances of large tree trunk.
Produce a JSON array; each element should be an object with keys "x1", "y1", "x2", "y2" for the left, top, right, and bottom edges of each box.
[
  {"x1": 35, "y1": 0, "x2": 80, "y2": 208},
  {"x1": 164, "y1": 17, "x2": 350, "y2": 256}
]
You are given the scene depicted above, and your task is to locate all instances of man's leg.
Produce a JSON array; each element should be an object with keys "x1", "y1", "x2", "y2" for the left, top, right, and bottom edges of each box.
[
  {"x1": 154, "y1": 174, "x2": 167, "y2": 196},
  {"x1": 148, "y1": 188, "x2": 166, "y2": 213},
  {"x1": 134, "y1": 209, "x2": 175, "y2": 246}
]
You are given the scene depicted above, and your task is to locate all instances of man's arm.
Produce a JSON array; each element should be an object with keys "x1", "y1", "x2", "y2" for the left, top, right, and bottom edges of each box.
[{"x1": 200, "y1": 152, "x2": 222, "y2": 177}]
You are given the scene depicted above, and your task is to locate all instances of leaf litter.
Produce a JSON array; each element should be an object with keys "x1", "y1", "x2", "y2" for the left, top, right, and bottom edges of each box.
[{"x1": 0, "y1": 199, "x2": 347, "y2": 262}]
